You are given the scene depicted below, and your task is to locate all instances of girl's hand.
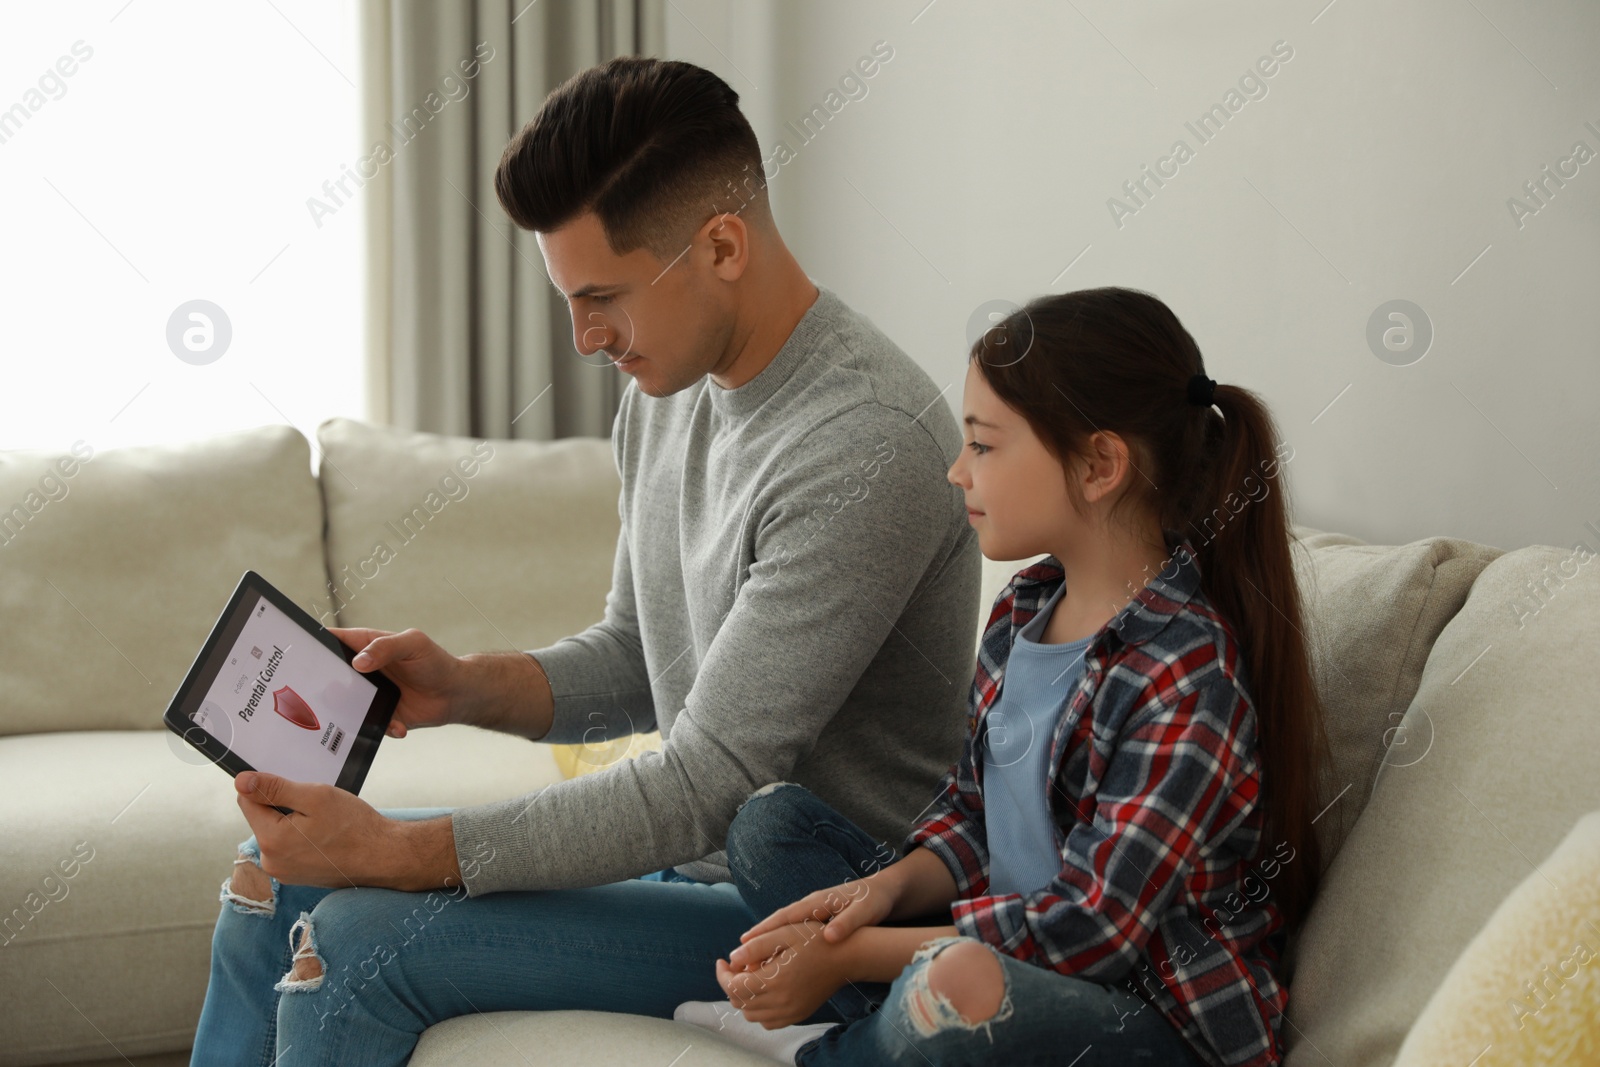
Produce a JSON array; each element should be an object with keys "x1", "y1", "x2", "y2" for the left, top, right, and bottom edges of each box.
[
  {"x1": 716, "y1": 921, "x2": 848, "y2": 1028},
  {"x1": 734, "y1": 875, "x2": 895, "y2": 959}
]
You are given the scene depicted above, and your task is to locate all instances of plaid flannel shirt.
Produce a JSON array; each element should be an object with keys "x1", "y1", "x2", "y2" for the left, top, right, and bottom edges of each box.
[{"x1": 905, "y1": 530, "x2": 1289, "y2": 1067}]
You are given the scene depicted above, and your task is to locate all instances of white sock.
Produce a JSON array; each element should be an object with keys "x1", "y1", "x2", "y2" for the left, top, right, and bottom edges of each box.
[{"x1": 673, "y1": 999, "x2": 837, "y2": 1064}]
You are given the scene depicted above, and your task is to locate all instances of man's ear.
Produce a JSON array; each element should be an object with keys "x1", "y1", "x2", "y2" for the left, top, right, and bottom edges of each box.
[{"x1": 701, "y1": 210, "x2": 751, "y2": 282}]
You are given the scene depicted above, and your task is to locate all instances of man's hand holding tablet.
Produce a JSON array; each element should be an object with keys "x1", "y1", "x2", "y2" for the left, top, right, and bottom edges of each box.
[
  {"x1": 229, "y1": 624, "x2": 467, "y2": 889},
  {"x1": 328, "y1": 624, "x2": 562, "y2": 743},
  {"x1": 163, "y1": 572, "x2": 561, "y2": 890},
  {"x1": 237, "y1": 626, "x2": 558, "y2": 890},
  {"x1": 226, "y1": 625, "x2": 472, "y2": 892},
  {"x1": 324, "y1": 626, "x2": 461, "y2": 738},
  {"x1": 230, "y1": 768, "x2": 432, "y2": 889}
]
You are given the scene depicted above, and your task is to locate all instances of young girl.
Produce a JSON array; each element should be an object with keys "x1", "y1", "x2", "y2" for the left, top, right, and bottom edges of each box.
[{"x1": 674, "y1": 287, "x2": 1332, "y2": 1066}]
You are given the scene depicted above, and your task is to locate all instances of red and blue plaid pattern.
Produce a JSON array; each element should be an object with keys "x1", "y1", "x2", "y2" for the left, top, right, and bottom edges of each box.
[{"x1": 905, "y1": 531, "x2": 1289, "y2": 1067}]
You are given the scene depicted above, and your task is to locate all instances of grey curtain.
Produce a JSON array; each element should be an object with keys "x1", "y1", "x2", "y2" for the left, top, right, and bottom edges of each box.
[{"x1": 360, "y1": 0, "x2": 664, "y2": 440}]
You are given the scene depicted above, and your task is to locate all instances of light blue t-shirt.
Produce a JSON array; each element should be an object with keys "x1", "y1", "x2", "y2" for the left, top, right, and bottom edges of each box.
[{"x1": 981, "y1": 582, "x2": 1093, "y2": 897}]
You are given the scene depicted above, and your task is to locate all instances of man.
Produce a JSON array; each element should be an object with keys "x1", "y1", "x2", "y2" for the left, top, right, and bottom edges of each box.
[{"x1": 191, "y1": 55, "x2": 979, "y2": 1066}]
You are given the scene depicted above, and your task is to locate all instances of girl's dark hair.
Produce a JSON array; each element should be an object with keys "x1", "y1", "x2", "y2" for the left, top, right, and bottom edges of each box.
[
  {"x1": 973, "y1": 286, "x2": 1332, "y2": 931},
  {"x1": 494, "y1": 56, "x2": 766, "y2": 258}
]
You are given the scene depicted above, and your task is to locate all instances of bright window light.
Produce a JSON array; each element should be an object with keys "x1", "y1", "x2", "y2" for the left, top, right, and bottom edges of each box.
[{"x1": 0, "y1": 0, "x2": 365, "y2": 453}]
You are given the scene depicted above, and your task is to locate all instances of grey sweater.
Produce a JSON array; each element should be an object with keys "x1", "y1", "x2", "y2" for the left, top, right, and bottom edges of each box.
[{"x1": 450, "y1": 282, "x2": 981, "y2": 894}]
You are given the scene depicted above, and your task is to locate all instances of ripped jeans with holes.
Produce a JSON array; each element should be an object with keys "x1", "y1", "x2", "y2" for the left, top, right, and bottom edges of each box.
[
  {"x1": 726, "y1": 784, "x2": 1211, "y2": 1067},
  {"x1": 192, "y1": 809, "x2": 761, "y2": 1067},
  {"x1": 192, "y1": 809, "x2": 454, "y2": 1067}
]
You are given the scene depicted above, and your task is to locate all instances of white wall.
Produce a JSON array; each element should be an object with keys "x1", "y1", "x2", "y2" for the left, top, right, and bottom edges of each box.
[{"x1": 664, "y1": 0, "x2": 1600, "y2": 553}]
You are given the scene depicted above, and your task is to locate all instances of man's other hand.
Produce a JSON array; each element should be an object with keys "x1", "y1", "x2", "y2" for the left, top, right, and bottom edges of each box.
[
  {"x1": 326, "y1": 626, "x2": 461, "y2": 738},
  {"x1": 235, "y1": 770, "x2": 462, "y2": 891}
]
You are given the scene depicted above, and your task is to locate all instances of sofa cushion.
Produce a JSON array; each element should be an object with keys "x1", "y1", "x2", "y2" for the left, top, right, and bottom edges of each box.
[
  {"x1": 1392, "y1": 807, "x2": 1600, "y2": 1066},
  {"x1": 1283, "y1": 541, "x2": 1600, "y2": 1067},
  {"x1": 1287, "y1": 524, "x2": 1502, "y2": 861},
  {"x1": 0, "y1": 727, "x2": 563, "y2": 1066},
  {"x1": 410, "y1": 1009, "x2": 773, "y2": 1066},
  {"x1": 0, "y1": 426, "x2": 328, "y2": 736},
  {"x1": 314, "y1": 418, "x2": 619, "y2": 654},
  {"x1": 315, "y1": 418, "x2": 636, "y2": 776}
]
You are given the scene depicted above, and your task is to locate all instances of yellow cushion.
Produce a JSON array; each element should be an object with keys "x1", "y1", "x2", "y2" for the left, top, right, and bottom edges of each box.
[
  {"x1": 551, "y1": 729, "x2": 663, "y2": 778},
  {"x1": 1393, "y1": 808, "x2": 1600, "y2": 1067}
]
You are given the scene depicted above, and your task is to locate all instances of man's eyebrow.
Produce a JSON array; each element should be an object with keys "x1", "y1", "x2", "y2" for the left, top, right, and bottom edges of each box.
[{"x1": 568, "y1": 282, "x2": 624, "y2": 299}]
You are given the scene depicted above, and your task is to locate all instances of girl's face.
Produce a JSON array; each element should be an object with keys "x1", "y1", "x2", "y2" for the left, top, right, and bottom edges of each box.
[{"x1": 947, "y1": 360, "x2": 1081, "y2": 562}]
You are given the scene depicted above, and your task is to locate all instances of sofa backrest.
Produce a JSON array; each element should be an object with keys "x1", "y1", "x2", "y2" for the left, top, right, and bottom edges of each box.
[
  {"x1": 1287, "y1": 525, "x2": 1504, "y2": 862},
  {"x1": 1284, "y1": 539, "x2": 1600, "y2": 1067},
  {"x1": 314, "y1": 417, "x2": 620, "y2": 664},
  {"x1": 0, "y1": 426, "x2": 329, "y2": 736}
]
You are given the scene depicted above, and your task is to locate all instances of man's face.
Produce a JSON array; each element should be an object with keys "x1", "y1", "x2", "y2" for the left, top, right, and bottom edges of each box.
[{"x1": 537, "y1": 211, "x2": 730, "y2": 398}]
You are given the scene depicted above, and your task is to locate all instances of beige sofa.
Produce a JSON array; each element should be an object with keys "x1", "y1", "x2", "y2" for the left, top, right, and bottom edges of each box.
[{"x1": 1, "y1": 420, "x2": 1595, "y2": 1067}]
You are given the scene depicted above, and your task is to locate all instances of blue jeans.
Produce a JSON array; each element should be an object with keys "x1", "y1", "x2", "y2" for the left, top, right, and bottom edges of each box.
[
  {"x1": 725, "y1": 785, "x2": 1212, "y2": 1067},
  {"x1": 190, "y1": 809, "x2": 756, "y2": 1067}
]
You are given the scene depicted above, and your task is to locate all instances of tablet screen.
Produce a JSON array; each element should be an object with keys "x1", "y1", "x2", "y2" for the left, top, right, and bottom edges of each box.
[
  {"x1": 167, "y1": 572, "x2": 396, "y2": 794},
  {"x1": 185, "y1": 593, "x2": 376, "y2": 786}
]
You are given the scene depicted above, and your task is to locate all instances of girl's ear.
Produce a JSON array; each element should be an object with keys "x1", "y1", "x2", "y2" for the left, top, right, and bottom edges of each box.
[{"x1": 1079, "y1": 430, "x2": 1135, "y2": 503}]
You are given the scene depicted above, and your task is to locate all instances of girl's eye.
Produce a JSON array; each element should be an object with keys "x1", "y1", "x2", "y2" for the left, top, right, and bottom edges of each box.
[{"x1": 967, "y1": 440, "x2": 989, "y2": 455}]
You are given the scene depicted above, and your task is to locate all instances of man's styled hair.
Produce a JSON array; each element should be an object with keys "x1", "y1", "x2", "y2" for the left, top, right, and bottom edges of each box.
[{"x1": 495, "y1": 56, "x2": 768, "y2": 260}]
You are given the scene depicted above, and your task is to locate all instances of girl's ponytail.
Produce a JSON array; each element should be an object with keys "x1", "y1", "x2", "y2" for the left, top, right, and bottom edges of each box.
[{"x1": 1190, "y1": 381, "x2": 1330, "y2": 930}]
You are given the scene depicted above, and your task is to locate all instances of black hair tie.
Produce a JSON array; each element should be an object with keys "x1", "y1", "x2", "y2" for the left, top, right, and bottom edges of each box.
[{"x1": 1187, "y1": 373, "x2": 1217, "y2": 407}]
